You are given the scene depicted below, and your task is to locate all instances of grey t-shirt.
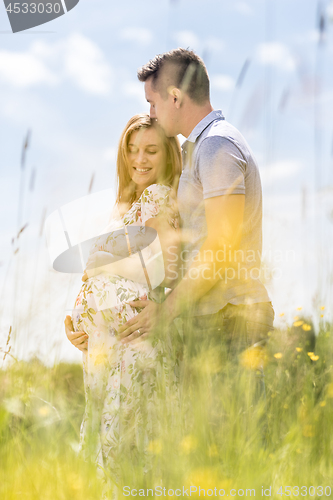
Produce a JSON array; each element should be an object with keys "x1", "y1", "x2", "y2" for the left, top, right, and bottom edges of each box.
[{"x1": 177, "y1": 109, "x2": 271, "y2": 316}]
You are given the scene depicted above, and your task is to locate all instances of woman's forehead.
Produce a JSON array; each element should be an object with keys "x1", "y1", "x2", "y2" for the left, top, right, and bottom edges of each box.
[{"x1": 129, "y1": 127, "x2": 164, "y2": 146}]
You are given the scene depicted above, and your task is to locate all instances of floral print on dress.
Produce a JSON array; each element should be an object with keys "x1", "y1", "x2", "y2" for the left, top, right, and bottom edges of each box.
[{"x1": 71, "y1": 183, "x2": 181, "y2": 485}]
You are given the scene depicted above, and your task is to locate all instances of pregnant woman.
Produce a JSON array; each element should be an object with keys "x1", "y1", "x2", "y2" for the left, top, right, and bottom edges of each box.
[{"x1": 64, "y1": 114, "x2": 182, "y2": 485}]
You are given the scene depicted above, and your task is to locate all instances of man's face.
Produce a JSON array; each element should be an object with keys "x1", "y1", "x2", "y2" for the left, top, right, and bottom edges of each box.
[{"x1": 144, "y1": 77, "x2": 178, "y2": 137}]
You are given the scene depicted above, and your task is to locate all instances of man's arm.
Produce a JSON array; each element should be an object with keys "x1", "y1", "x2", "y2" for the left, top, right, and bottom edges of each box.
[
  {"x1": 118, "y1": 193, "x2": 244, "y2": 342},
  {"x1": 145, "y1": 214, "x2": 181, "y2": 289},
  {"x1": 162, "y1": 193, "x2": 245, "y2": 319}
]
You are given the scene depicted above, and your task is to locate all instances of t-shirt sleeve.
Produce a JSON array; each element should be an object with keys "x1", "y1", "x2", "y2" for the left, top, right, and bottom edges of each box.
[{"x1": 196, "y1": 136, "x2": 246, "y2": 199}]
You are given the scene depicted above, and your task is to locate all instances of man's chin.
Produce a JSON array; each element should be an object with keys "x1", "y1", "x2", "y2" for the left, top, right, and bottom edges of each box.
[
  {"x1": 164, "y1": 128, "x2": 177, "y2": 138},
  {"x1": 155, "y1": 121, "x2": 175, "y2": 138}
]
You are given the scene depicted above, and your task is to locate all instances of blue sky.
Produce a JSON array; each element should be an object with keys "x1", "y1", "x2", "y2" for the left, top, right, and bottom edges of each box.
[{"x1": 0, "y1": 0, "x2": 333, "y2": 364}]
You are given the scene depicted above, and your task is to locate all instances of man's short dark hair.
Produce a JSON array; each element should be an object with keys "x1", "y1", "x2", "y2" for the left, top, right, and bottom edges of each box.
[{"x1": 137, "y1": 48, "x2": 210, "y2": 104}]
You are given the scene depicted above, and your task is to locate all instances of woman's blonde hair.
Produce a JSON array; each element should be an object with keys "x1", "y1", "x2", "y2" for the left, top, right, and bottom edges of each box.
[{"x1": 116, "y1": 114, "x2": 182, "y2": 205}]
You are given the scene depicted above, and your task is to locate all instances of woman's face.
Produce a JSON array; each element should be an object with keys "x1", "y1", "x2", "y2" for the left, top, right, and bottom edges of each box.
[{"x1": 127, "y1": 127, "x2": 167, "y2": 190}]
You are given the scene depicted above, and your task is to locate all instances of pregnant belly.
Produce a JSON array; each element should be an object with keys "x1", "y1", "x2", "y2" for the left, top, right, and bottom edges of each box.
[
  {"x1": 71, "y1": 273, "x2": 150, "y2": 333},
  {"x1": 71, "y1": 274, "x2": 158, "y2": 367}
]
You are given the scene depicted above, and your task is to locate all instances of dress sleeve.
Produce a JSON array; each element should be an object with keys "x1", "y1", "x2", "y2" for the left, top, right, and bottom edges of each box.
[{"x1": 140, "y1": 184, "x2": 179, "y2": 229}]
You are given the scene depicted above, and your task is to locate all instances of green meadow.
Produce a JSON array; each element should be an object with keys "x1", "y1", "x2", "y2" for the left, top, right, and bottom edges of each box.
[{"x1": 1, "y1": 315, "x2": 332, "y2": 499}]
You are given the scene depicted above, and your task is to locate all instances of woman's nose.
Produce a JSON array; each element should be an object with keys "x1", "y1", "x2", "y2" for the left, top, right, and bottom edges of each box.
[{"x1": 137, "y1": 150, "x2": 147, "y2": 164}]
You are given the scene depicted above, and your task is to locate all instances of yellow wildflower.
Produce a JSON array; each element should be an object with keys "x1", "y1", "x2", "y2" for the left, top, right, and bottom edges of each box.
[
  {"x1": 320, "y1": 306, "x2": 325, "y2": 310},
  {"x1": 94, "y1": 353, "x2": 108, "y2": 366},
  {"x1": 294, "y1": 320, "x2": 304, "y2": 327},
  {"x1": 185, "y1": 468, "x2": 220, "y2": 490},
  {"x1": 320, "y1": 314, "x2": 324, "y2": 318},
  {"x1": 274, "y1": 353, "x2": 283, "y2": 359},
  {"x1": 307, "y1": 352, "x2": 314, "y2": 357},
  {"x1": 240, "y1": 346, "x2": 267, "y2": 370},
  {"x1": 310, "y1": 355, "x2": 319, "y2": 361},
  {"x1": 180, "y1": 435, "x2": 197, "y2": 454},
  {"x1": 279, "y1": 312, "x2": 285, "y2": 317},
  {"x1": 303, "y1": 425, "x2": 315, "y2": 438},
  {"x1": 296, "y1": 347, "x2": 303, "y2": 352},
  {"x1": 297, "y1": 307, "x2": 303, "y2": 311},
  {"x1": 68, "y1": 472, "x2": 84, "y2": 491},
  {"x1": 38, "y1": 405, "x2": 50, "y2": 417},
  {"x1": 147, "y1": 439, "x2": 163, "y2": 455},
  {"x1": 302, "y1": 324, "x2": 311, "y2": 331}
]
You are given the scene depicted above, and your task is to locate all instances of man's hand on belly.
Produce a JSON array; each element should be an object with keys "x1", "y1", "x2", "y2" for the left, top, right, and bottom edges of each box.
[{"x1": 118, "y1": 300, "x2": 171, "y2": 344}]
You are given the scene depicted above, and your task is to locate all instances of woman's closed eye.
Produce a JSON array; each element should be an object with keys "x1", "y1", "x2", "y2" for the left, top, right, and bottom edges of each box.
[
  {"x1": 128, "y1": 145, "x2": 138, "y2": 154},
  {"x1": 146, "y1": 146, "x2": 159, "y2": 155}
]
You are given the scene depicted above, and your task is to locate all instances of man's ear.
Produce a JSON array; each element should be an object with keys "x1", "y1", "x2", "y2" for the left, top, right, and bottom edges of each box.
[{"x1": 167, "y1": 86, "x2": 183, "y2": 108}]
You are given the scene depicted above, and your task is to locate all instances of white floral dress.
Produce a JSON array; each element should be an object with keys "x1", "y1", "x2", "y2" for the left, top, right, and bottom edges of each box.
[{"x1": 71, "y1": 183, "x2": 180, "y2": 483}]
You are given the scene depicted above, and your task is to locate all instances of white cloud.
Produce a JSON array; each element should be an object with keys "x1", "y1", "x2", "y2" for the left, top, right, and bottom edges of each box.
[
  {"x1": 205, "y1": 37, "x2": 225, "y2": 52},
  {"x1": 63, "y1": 34, "x2": 112, "y2": 95},
  {"x1": 293, "y1": 30, "x2": 322, "y2": 46},
  {"x1": 260, "y1": 160, "x2": 302, "y2": 185},
  {"x1": 120, "y1": 28, "x2": 153, "y2": 46},
  {"x1": 122, "y1": 81, "x2": 147, "y2": 106},
  {"x1": 0, "y1": 34, "x2": 113, "y2": 95},
  {"x1": 211, "y1": 74, "x2": 235, "y2": 92},
  {"x1": 173, "y1": 31, "x2": 200, "y2": 50},
  {"x1": 256, "y1": 42, "x2": 296, "y2": 72},
  {"x1": 235, "y1": 2, "x2": 253, "y2": 16},
  {"x1": 0, "y1": 50, "x2": 58, "y2": 87},
  {"x1": 327, "y1": 2, "x2": 333, "y2": 21},
  {"x1": 173, "y1": 33, "x2": 224, "y2": 54},
  {"x1": 103, "y1": 148, "x2": 116, "y2": 162},
  {"x1": 123, "y1": 81, "x2": 143, "y2": 98}
]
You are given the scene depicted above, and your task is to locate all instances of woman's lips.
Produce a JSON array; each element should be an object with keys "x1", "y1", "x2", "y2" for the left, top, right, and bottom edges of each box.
[{"x1": 133, "y1": 167, "x2": 152, "y2": 174}]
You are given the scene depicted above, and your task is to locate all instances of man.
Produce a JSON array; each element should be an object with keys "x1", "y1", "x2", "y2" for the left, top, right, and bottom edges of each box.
[{"x1": 118, "y1": 48, "x2": 274, "y2": 349}]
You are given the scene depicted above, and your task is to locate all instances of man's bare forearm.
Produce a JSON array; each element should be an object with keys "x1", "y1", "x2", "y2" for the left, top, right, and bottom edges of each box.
[{"x1": 162, "y1": 238, "x2": 238, "y2": 320}]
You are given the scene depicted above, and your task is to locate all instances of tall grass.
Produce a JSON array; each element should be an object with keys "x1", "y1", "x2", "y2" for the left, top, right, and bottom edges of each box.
[{"x1": 1, "y1": 317, "x2": 332, "y2": 499}]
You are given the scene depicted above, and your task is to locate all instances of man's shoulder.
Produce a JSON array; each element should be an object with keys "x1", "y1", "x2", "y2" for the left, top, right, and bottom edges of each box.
[
  {"x1": 197, "y1": 118, "x2": 254, "y2": 163},
  {"x1": 205, "y1": 118, "x2": 245, "y2": 143}
]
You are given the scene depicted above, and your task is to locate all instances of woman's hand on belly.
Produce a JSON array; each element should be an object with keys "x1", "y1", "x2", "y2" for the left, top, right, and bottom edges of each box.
[{"x1": 64, "y1": 315, "x2": 88, "y2": 352}]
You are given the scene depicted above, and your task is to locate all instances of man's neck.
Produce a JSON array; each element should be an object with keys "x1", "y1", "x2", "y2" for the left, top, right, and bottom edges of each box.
[{"x1": 181, "y1": 102, "x2": 214, "y2": 138}]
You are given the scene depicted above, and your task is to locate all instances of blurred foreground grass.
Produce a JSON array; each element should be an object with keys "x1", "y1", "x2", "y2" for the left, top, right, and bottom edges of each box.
[{"x1": 1, "y1": 318, "x2": 333, "y2": 499}]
